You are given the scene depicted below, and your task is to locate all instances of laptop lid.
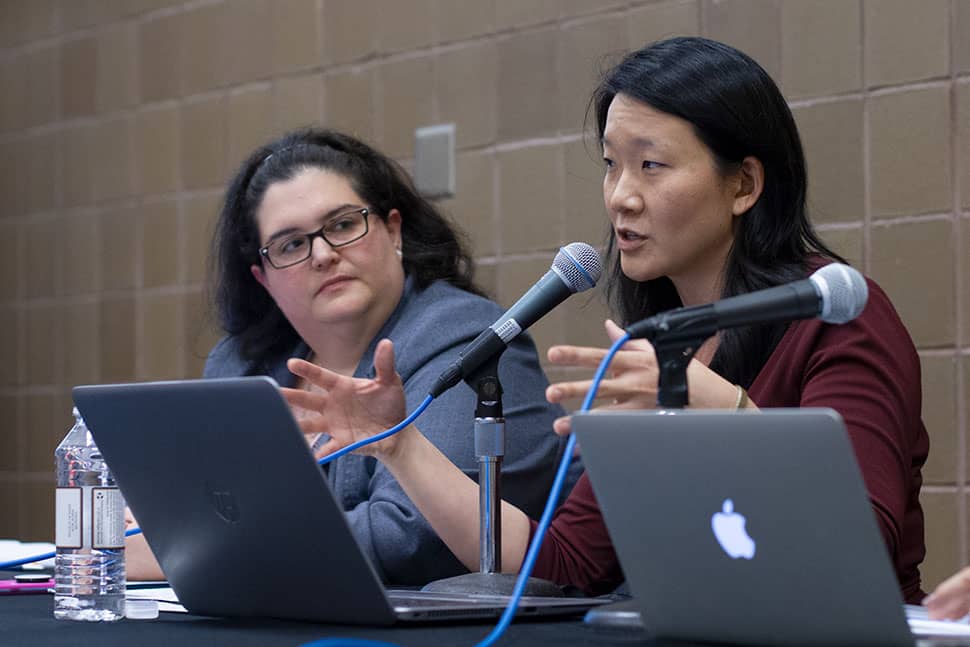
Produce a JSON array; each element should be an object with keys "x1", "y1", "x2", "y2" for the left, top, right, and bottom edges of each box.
[
  {"x1": 75, "y1": 377, "x2": 401, "y2": 625},
  {"x1": 571, "y1": 408, "x2": 913, "y2": 647},
  {"x1": 74, "y1": 377, "x2": 601, "y2": 624}
]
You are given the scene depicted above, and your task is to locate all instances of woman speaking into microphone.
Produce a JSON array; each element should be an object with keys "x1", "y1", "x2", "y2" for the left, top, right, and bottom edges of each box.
[{"x1": 286, "y1": 37, "x2": 928, "y2": 603}]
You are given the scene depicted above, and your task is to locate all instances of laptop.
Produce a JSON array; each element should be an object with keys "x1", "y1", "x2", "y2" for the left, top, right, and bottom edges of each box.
[
  {"x1": 571, "y1": 408, "x2": 920, "y2": 646},
  {"x1": 73, "y1": 377, "x2": 604, "y2": 624}
]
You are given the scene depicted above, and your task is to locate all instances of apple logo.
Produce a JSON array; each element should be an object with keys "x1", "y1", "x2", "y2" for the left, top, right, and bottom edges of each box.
[{"x1": 711, "y1": 499, "x2": 756, "y2": 559}]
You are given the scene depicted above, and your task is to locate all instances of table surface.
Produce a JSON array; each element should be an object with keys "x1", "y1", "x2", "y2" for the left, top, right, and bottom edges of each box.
[
  {"x1": 5, "y1": 580, "x2": 970, "y2": 647},
  {"x1": 0, "y1": 589, "x2": 666, "y2": 647}
]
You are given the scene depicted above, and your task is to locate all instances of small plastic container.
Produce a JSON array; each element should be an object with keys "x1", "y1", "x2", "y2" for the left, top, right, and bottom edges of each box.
[{"x1": 125, "y1": 599, "x2": 159, "y2": 620}]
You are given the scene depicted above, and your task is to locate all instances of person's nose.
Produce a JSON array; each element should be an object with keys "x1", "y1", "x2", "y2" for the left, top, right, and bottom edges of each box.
[
  {"x1": 309, "y1": 234, "x2": 338, "y2": 269},
  {"x1": 606, "y1": 170, "x2": 644, "y2": 217}
]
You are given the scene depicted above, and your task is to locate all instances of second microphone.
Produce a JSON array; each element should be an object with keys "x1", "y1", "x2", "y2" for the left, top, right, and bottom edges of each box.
[{"x1": 429, "y1": 242, "x2": 602, "y2": 398}]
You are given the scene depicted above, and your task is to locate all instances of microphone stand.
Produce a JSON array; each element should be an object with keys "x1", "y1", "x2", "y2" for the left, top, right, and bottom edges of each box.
[
  {"x1": 637, "y1": 317, "x2": 717, "y2": 409},
  {"x1": 653, "y1": 336, "x2": 706, "y2": 409},
  {"x1": 422, "y1": 351, "x2": 563, "y2": 597}
]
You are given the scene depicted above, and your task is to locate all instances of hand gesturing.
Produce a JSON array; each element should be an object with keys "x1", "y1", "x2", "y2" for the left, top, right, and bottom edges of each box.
[
  {"x1": 545, "y1": 319, "x2": 742, "y2": 434},
  {"x1": 545, "y1": 320, "x2": 661, "y2": 434},
  {"x1": 281, "y1": 339, "x2": 408, "y2": 460}
]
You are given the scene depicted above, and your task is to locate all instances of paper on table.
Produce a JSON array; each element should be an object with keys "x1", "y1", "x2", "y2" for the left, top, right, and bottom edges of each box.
[
  {"x1": 908, "y1": 619, "x2": 970, "y2": 637},
  {"x1": 126, "y1": 586, "x2": 187, "y2": 613},
  {"x1": 905, "y1": 604, "x2": 970, "y2": 637},
  {"x1": 0, "y1": 540, "x2": 55, "y2": 569}
]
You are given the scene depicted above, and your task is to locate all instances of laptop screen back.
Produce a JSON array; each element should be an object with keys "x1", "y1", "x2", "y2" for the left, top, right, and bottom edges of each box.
[
  {"x1": 74, "y1": 377, "x2": 398, "y2": 625},
  {"x1": 572, "y1": 408, "x2": 912, "y2": 646}
]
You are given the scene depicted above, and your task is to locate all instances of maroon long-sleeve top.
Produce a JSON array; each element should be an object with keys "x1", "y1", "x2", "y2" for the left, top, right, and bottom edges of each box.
[{"x1": 530, "y1": 275, "x2": 929, "y2": 604}]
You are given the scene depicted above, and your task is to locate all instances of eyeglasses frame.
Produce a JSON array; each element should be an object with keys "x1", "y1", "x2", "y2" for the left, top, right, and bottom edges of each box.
[{"x1": 258, "y1": 207, "x2": 371, "y2": 269}]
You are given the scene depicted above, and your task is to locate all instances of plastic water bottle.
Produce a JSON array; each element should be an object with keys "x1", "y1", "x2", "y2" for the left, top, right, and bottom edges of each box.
[{"x1": 53, "y1": 407, "x2": 126, "y2": 621}]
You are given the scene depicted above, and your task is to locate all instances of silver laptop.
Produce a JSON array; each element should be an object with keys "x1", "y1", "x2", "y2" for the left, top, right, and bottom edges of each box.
[
  {"x1": 73, "y1": 377, "x2": 603, "y2": 624},
  {"x1": 572, "y1": 408, "x2": 915, "y2": 646}
]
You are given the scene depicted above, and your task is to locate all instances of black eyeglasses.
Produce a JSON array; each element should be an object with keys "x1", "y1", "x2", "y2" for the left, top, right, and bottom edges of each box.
[{"x1": 259, "y1": 208, "x2": 370, "y2": 269}]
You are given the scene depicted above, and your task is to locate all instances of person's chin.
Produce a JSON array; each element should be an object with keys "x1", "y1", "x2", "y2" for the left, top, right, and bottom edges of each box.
[
  {"x1": 619, "y1": 257, "x2": 661, "y2": 283},
  {"x1": 312, "y1": 294, "x2": 367, "y2": 323}
]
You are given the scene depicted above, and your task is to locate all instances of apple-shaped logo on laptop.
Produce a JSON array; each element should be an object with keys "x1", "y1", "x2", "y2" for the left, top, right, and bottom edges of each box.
[{"x1": 711, "y1": 499, "x2": 756, "y2": 559}]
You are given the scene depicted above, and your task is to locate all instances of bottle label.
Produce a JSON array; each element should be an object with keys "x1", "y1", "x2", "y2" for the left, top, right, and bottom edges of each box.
[
  {"x1": 55, "y1": 486, "x2": 125, "y2": 549},
  {"x1": 92, "y1": 487, "x2": 125, "y2": 549},
  {"x1": 55, "y1": 487, "x2": 83, "y2": 549}
]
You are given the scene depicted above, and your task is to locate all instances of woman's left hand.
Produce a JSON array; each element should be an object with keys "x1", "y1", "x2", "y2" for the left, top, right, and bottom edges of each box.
[{"x1": 545, "y1": 320, "x2": 744, "y2": 434}]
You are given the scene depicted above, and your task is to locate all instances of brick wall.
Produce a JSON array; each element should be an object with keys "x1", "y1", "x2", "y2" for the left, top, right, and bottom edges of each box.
[{"x1": 0, "y1": 0, "x2": 966, "y2": 590}]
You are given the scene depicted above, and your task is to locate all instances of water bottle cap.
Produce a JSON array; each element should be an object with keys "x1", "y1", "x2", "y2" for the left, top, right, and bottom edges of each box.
[{"x1": 125, "y1": 599, "x2": 159, "y2": 620}]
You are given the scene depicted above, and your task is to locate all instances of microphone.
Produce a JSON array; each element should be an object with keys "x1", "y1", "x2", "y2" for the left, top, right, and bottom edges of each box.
[
  {"x1": 626, "y1": 263, "x2": 868, "y2": 343},
  {"x1": 429, "y1": 242, "x2": 602, "y2": 398}
]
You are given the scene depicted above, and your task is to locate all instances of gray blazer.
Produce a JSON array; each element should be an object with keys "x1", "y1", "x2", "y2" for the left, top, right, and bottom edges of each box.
[{"x1": 205, "y1": 277, "x2": 581, "y2": 585}]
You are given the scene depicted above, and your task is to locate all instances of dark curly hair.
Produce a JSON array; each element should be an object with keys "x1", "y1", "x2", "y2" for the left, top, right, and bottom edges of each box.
[
  {"x1": 209, "y1": 128, "x2": 481, "y2": 363},
  {"x1": 592, "y1": 37, "x2": 845, "y2": 388}
]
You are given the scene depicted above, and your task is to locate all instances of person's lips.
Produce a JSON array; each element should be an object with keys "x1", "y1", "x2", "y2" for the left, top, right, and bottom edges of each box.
[
  {"x1": 615, "y1": 227, "x2": 648, "y2": 251},
  {"x1": 316, "y1": 275, "x2": 354, "y2": 295}
]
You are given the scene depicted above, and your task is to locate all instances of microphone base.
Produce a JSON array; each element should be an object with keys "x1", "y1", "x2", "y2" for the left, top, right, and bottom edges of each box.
[{"x1": 420, "y1": 572, "x2": 564, "y2": 597}]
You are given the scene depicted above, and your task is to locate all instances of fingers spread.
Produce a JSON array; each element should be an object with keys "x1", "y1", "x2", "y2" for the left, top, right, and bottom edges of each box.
[
  {"x1": 549, "y1": 342, "x2": 657, "y2": 373},
  {"x1": 547, "y1": 345, "x2": 609, "y2": 367},
  {"x1": 287, "y1": 357, "x2": 340, "y2": 390},
  {"x1": 280, "y1": 386, "x2": 327, "y2": 411},
  {"x1": 546, "y1": 381, "x2": 593, "y2": 403},
  {"x1": 548, "y1": 378, "x2": 645, "y2": 404},
  {"x1": 280, "y1": 387, "x2": 331, "y2": 435}
]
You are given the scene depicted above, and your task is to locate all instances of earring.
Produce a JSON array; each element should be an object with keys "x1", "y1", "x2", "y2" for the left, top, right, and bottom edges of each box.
[{"x1": 395, "y1": 248, "x2": 403, "y2": 258}]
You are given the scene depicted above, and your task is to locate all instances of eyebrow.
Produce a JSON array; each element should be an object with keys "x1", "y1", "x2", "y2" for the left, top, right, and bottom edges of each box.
[
  {"x1": 263, "y1": 203, "x2": 364, "y2": 245},
  {"x1": 601, "y1": 135, "x2": 659, "y2": 150}
]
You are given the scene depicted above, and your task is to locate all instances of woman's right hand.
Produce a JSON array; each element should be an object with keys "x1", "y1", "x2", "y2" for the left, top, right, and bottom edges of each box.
[{"x1": 282, "y1": 339, "x2": 410, "y2": 461}]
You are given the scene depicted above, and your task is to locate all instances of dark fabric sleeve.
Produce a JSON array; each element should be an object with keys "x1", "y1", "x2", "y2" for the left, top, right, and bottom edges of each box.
[
  {"x1": 529, "y1": 473, "x2": 624, "y2": 596},
  {"x1": 794, "y1": 281, "x2": 926, "y2": 597},
  {"x1": 751, "y1": 277, "x2": 927, "y2": 601}
]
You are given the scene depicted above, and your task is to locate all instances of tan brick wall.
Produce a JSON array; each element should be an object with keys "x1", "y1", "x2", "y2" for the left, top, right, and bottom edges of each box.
[{"x1": 0, "y1": 0, "x2": 965, "y2": 591}]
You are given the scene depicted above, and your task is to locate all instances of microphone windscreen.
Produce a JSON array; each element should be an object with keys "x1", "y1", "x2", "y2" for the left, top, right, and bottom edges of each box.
[
  {"x1": 553, "y1": 242, "x2": 602, "y2": 293},
  {"x1": 810, "y1": 263, "x2": 868, "y2": 324}
]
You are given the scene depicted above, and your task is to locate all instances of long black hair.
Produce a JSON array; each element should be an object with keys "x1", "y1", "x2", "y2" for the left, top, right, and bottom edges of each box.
[
  {"x1": 210, "y1": 128, "x2": 481, "y2": 363},
  {"x1": 592, "y1": 37, "x2": 844, "y2": 389}
]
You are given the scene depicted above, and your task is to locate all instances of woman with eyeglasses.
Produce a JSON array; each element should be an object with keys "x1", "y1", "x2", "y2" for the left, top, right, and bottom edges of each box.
[
  {"x1": 124, "y1": 128, "x2": 580, "y2": 585},
  {"x1": 283, "y1": 38, "x2": 928, "y2": 604}
]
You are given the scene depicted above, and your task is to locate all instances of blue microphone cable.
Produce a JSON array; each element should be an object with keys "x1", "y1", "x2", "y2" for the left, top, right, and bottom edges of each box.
[
  {"x1": 316, "y1": 394, "x2": 435, "y2": 466},
  {"x1": 0, "y1": 528, "x2": 144, "y2": 571}
]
